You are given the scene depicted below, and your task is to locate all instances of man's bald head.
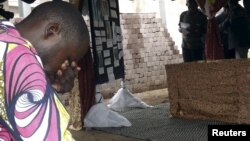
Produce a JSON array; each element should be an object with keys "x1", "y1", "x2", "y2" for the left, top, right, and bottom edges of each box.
[
  {"x1": 27, "y1": 1, "x2": 89, "y2": 47},
  {"x1": 17, "y1": 1, "x2": 89, "y2": 73}
]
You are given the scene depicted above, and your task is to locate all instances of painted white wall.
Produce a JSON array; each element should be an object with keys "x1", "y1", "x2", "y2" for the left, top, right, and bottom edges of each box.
[
  {"x1": 119, "y1": 0, "x2": 160, "y2": 17},
  {"x1": 119, "y1": 0, "x2": 186, "y2": 52},
  {"x1": 164, "y1": 0, "x2": 186, "y2": 53}
]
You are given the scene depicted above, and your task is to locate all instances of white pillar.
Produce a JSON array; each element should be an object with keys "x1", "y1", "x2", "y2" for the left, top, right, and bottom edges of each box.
[
  {"x1": 18, "y1": 0, "x2": 31, "y2": 17},
  {"x1": 158, "y1": 0, "x2": 167, "y2": 26}
]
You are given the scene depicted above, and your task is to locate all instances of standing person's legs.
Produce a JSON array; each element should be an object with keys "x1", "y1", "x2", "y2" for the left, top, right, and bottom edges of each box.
[
  {"x1": 182, "y1": 40, "x2": 194, "y2": 62},
  {"x1": 190, "y1": 47, "x2": 203, "y2": 62},
  {"x1": 182, "y1": 47, "x2": 192, "y2": 62},
  {"x1": 224, "y1": 48, "x2": 235, "y2": 59},
  {"x1": 235, "y1": 47, "x2": 249, "y2": 59}
]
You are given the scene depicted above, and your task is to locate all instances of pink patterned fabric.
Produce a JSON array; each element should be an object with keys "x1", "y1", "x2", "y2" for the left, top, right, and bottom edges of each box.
[
  {"x1": 0, "y1": 21, "x2": 73, "y2": 141},
  {"x1": 0, "y1": 125, "x2": 13, "y2": 141}
]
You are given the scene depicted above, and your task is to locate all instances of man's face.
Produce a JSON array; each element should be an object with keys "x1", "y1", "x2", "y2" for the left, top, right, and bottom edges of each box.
[
  {"x1": 37, "y1": 39, "x2": 68, "y2": 75},
  {"x1": 43, "y1": 49, "x2": 67, "y2": 74},
  {"x1": 41, "y1": 41, "x2": 80, "y2": 92}
]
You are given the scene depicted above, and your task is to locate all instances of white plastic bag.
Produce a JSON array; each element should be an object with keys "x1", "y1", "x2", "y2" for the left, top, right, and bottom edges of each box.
[
  {"x1": 84, "y1": 103, "x2": 131, "y2": 128},
  {"x1": 108, "y1": 81, "x2": 153, "y2": 111},
  {"x1": 108, "y1": 88, "x2": 153, "y2": 111}
]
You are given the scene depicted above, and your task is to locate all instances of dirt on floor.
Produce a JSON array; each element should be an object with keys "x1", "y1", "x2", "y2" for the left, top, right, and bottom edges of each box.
[{"x1": 71, "y1": 88, "x2": 168, "y2": 141}]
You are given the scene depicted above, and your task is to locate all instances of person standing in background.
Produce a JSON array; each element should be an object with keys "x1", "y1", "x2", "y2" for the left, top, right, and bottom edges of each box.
[
  {"x1": 216, "y1": 4, "x2": 235, "y2": 59},
  {"x1": 243, "y1": 0, "x2": 250, "y2": 58},
  {"x1": 227, "y1": 0, "x2": 250, "y2": 59},
  {"x1": 179, "y1": 0, "x2": 207, "y2": 62}
]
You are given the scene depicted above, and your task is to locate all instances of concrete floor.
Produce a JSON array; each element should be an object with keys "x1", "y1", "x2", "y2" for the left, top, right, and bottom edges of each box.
[{"x1": 71, "y1": 88, "x2": 168, "y2": 141}]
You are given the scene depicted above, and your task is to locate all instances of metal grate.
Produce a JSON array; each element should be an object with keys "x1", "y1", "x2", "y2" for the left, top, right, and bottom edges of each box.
[{"x1": 96, "y1": 103, "x2": 228, "y2": 141}]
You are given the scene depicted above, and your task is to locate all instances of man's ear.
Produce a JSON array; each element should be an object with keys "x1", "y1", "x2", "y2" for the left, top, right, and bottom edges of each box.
[{"x1": 44, "y1": 23, "x2": 61, "y2": 39}]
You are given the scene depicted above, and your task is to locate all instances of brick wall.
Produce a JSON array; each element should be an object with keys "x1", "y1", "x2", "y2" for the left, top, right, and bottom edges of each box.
[{"x1": 99, "y1": 13, "x2": 183, "y2": 97}]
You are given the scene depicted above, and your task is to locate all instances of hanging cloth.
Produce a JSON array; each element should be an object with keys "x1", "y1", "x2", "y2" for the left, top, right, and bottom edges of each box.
[
  {"x1": 196, "y1": 0, "x2": 227, "y2": 60},
  {"x1": 78, "y1": 49, "x2": 96, "y2": 124}
]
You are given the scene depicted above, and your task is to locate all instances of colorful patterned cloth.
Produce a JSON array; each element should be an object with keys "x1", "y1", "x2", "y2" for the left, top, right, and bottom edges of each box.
[
  {"x1": 0, "y1": 20, "x2": 74, "y2": 141},
  {"x1": 59, "y1": 79, "x2": 82, "y2": 131}
]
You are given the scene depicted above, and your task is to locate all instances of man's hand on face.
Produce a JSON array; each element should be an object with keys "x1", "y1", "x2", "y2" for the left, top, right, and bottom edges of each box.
[{"x1": 52, "y1": 60, "x2": 81, "y2": 93}]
